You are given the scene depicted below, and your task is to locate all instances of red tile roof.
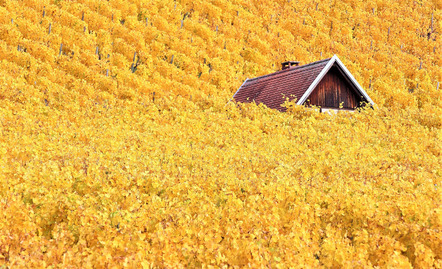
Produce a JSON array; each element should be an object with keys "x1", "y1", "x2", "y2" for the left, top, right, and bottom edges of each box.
[{"x1": 233, "y1": 58, "x2": 331, "y2": 112}]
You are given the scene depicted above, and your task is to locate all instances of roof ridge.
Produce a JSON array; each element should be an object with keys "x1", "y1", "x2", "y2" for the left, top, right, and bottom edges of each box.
[{"x1": 246, "y1": 58, "x2": 331, "y2": 84}]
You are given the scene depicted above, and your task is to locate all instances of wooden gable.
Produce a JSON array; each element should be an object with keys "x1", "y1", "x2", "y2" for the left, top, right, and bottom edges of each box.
[{"x1": 305, "y1": 65, "x2": 364, "y2": 109}]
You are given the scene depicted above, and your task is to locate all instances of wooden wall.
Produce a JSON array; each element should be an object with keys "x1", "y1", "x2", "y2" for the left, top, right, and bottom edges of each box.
[{"x1": 307, "y1": 66, "x2": 363, "y2": 109}]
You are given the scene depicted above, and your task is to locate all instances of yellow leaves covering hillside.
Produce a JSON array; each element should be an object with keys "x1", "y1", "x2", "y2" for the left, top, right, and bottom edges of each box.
[{"x1": 0, "y1": 0, "x2": 441, "y2": 267}]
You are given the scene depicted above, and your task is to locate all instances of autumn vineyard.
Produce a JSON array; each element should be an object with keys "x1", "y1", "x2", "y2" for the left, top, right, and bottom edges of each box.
[{"x1": 0, "y1": 0, "x2": 441, "y2": 267}]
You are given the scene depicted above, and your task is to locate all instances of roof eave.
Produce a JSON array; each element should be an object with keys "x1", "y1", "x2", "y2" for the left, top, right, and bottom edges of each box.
[
  {"x1": 227, "y1": 78, "x2": 248, "y2": 105},
  {"x1": 334, "y1": 56, "x2": 375, "y2": 105}
]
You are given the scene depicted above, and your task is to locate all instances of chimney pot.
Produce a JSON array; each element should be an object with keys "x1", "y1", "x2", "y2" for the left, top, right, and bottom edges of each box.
[{"x1": 282, "y1": 61, "x2": 300, "y2": 70}]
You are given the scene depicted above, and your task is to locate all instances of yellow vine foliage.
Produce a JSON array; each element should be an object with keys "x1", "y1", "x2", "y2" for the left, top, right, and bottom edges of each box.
[{"x1": 0, "y1": 0, "x2": 441, "y2": 267}]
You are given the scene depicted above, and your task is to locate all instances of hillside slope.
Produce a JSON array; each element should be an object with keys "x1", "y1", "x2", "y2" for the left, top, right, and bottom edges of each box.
[{"x1": 0, "y1": 0, "x2": 441, "y2": 267}]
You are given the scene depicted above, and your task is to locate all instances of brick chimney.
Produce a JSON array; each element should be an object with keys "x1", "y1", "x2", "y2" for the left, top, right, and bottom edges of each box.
[{"x1": 281, "y1": 61, "x2": 300, "y2": 70}]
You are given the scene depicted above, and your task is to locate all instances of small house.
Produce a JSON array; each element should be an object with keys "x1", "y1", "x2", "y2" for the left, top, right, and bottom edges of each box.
[{"x1": 232, "y1": 55, "x2": 374, "y2": 112}]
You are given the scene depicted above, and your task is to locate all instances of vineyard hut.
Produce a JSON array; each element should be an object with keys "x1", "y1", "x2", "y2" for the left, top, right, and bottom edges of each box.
[{"x1": 232, "y1": 55, "x2": 374, "y2": 112}]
